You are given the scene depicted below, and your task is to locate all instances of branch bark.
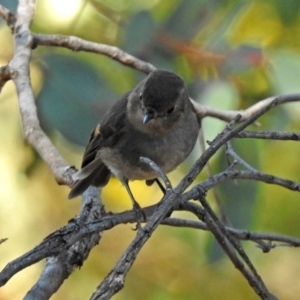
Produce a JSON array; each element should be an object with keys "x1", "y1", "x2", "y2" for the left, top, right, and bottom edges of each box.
[
  {"x1": 7, "y1": 0, "x2": 73, "y2": 185},
  {"x1": 33, "y1": 34, "x2": 156, "y2": 74},
  {"x1": 24, "y1": 187, "x2": 104, "y2": 300}
]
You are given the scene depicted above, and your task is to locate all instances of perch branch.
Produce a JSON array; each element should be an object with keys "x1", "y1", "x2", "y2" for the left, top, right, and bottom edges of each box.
[
  {"x1": 24, "y1": 187, "x2": 104, "y2": 300},
  {"x1": 90, "y1": 159, "x2": 177, "y2": 299},
  {"x1": 90, "y1": 110, "x2": 262, "y2": 298},
  {"x1": 1, "y1": 175, "x2": 300, "y2": 288}
]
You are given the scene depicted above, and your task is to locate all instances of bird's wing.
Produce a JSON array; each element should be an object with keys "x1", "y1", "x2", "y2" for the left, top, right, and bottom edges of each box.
[
  {"x1": 69, "y1": 92, "x2": 131, "y2": 199},
  {"x1": 81, "y1": 124, "x2": 103, "y2": 168},
  {"x1": 81, "y1": 91, "x2": 131, "y2": 168}
]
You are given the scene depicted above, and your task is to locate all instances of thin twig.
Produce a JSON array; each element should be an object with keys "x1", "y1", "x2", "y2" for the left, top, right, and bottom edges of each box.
[
  {"x1": 0, "y1": 66, "x2": 12, "y2": 92},
  {"x1": 0, "y1": 4, "x2": 16, "y2": 30},
  {"x1": 33, "y1": 33, "x2": 156, "y2": 74},
  {"x1": 183, "y1": 168, "x2": 300, "y2": 204},
  {"x1": 187, "y1": 197, "x2": 276, "y2": 299},
  {"x1": 140, "y1": 157, "x2": 172, "y2": 190},
  {"x1": 236, "y1": 130, "x2": 300, "y2": 141},
  {"x1": 164, "y1": 218, "x2": 300, "y2": 248},
  {"x1": 0, "y1": 238, "x2": 8, "y2": 245},
  {"x1": 199, "y1": 126, "x2": 232, "y2": 225},
  {"x1": 184, "y1": 95, "x2": 300, "y2": 194},
  {"x1": 226, "y1": 141, "x2": 258, "y2": 172},
  {"x1": 190, "y1": 94, "x2": 300, "y2": 122}
]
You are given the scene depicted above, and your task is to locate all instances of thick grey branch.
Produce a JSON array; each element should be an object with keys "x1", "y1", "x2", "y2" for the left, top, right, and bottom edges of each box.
[
  {"x1": 1, "y1": 174, "x2": 299, "y2": 289},
  {"x1": 90, "y1": 112, "x2": 261, "y2": 299},
  {"x1": 90, "y1": 167, "x2": 178, "y2": 299},
  {"x1": 7, "y1": 0, "x2": 73, "y2": 185},
  {"x1": 90, "y1": 98, "x2": 299, "y2": 297},
  {"x1": 24, "y1": 187, "x2": 104, "y2": 300}
]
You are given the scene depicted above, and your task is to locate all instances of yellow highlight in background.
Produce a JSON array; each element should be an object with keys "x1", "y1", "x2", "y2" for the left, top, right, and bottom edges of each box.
[{"x1": 102, "y1": 177, "x2": 168, "y2": 212}]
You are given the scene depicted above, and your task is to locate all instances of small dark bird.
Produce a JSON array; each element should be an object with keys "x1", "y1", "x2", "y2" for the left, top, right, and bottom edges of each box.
[{"x1": 69, "y1": 70, "x2": 200, "y2": 217}]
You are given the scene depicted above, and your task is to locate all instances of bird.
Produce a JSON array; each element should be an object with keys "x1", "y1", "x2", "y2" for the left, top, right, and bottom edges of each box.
[{"x1": 69, "y1": 69, "x2": 201, "y2": 221}]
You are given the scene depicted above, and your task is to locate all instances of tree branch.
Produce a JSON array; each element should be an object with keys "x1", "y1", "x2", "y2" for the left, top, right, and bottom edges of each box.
[
  {"x1": 191, "y1": 94, "x2": 300, "y2": 122},
  {"x1": 89, "y1": 111, "x2": 264, "y2": 298},
  {"x1": 0, "y1": 65, "x2": 12, "y2": 92},
  {"x1": 7, "y1": 0, "x2": 73, "y2": 185},
  {"x1": 185, "y1": 198, "x2": 277, "y2": 300},
  {"x1": 90, "y1": 159, "x2": 179, "y2": 299},
  {"x1": 24, "y1": 187, "x2": 104, "y2": 300},
  {"x1": 0, "y1": 4, "x2": 16, "y2": 30},
  {"x1": 164, "y1": 218, "x2": 300, "y2": 249},
  {"x1": 32, "y1": 33, "x2": 156, "y2": 74},
  {"x1": 236, "y1": 130, "x2": 300, "y2": 141}
]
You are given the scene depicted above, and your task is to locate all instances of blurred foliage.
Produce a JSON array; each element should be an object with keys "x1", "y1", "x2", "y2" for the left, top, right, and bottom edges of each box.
[{"x1": 1, "y1": 0, "x2": 300, "y2": 299}]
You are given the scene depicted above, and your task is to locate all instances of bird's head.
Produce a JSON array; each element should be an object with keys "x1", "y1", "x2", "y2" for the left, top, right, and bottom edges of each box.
[{"x1": 128, "y1": 70, "x2": 189, "y2": 135}]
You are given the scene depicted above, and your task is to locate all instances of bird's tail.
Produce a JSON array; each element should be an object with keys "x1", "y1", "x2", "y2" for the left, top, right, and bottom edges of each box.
[{"x1": 68, "y1": 158, "x2": 111, "y2": 199}]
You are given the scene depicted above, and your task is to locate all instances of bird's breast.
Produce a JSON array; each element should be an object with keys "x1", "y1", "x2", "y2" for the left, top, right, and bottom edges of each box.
[{"x1": 99, "y1": 114, "x2": 199, "y2": 181}]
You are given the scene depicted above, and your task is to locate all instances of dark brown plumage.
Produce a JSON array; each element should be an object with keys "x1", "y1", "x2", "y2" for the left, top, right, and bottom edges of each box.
[{"x1": 69, "y1": 70, "x2": 201, "y2": 211}]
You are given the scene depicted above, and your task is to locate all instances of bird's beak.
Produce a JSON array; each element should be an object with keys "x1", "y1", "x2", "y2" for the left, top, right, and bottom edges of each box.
[{"x1": 143, "y1": 111, "x2": 154, "y2": 124}]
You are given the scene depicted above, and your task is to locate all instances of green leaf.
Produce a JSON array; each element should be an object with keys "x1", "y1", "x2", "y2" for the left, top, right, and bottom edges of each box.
[
  {"x1": 36, "y1": 54, "x2": 117, "y2": 145},
  {"x1": 269, "y1": 50, "x2": 300, "y2": 94},
  {"x1": 162, "y1": 0, "x2": 214, "y2": 39},
  {"x1": 0, "y1": 0, "x2": 18, "y2": 12},
  {"x1": 270, "y1": 0, "x2": 300, "y2": 25},
  {"x1": 123, "y1": 11, "x2": 156, "y2": 54}
]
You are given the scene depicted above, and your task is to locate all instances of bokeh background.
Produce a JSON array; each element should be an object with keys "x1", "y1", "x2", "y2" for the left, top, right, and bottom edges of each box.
[{"x1": 1, "y1": 0, "x2": 300, "y2": 299}]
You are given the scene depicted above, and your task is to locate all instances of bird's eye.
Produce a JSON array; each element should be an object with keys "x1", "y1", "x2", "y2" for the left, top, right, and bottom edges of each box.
[
  {"x1": 167, "y1": 107, "x2": 175, "y2": 114},
  {"x1": 139, "y1": 93, "x2": 143, "y2": 101}
]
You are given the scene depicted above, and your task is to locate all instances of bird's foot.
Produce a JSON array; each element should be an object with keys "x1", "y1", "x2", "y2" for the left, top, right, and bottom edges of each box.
[{"x1": 132, "y1": 201, "x2": 146, "y2": 231}]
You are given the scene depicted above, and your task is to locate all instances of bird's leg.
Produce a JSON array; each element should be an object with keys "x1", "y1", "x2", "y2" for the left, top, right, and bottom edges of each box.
[
  {"x1": 145, "y1": 178, "x2": 166, "y2": 194},
  {"x1": 146, "y1": 178, "x2": 172, "y2": 217},
  {"x1": 124, "y1": 180, "x2": 145, "y2": 230},
  {"x1": 154, "y1": 178, "x2": 166, "y2": 195},
  {"x1": 154, "y1": 178, "x2": 172, "y2": 218}
]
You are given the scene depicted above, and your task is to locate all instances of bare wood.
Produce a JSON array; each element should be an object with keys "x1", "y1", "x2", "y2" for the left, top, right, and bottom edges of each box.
[
  {"x1": 24, "y1": 187, "x2": 103, "y2": 300},
  {"x1": 0, "y1": 4, "x2": 15, "y2": 30},
  {"x1": 191, "y1": 94, "x2": 300, "y2": 122},
  {"x1": 33, "y1": 33, "x2": 156, "y2": 74},
  {"x1": 7, "y1": 0, "x2": 73, "y2": 185}
]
